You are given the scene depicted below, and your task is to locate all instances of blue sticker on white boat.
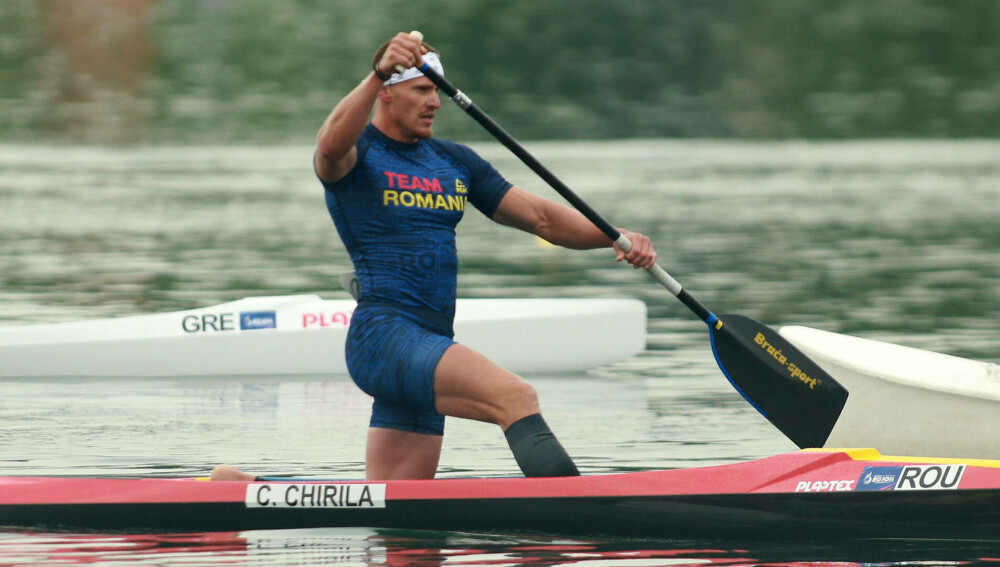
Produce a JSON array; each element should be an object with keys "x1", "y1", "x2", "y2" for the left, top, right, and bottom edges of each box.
[
  {"x1": 240, "y1": 311, "x2": 277, "y2": 330},
  {"x1": 857, "y1": 464, "x2": 965, "y2": 491},
  {"x1": 246, "y1": 483, "x2": 386, "y2": 508}
]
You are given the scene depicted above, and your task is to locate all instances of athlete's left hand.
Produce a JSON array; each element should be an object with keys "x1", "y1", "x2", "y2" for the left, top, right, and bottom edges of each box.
[{"x1": 614, "y1": 229, "x2": 657, "y2": 269}]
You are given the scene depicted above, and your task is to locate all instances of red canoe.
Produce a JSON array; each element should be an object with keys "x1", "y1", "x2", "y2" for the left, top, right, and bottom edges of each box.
[{"x1": 2, "y1": 449, "x2": 998, "y2": 540}]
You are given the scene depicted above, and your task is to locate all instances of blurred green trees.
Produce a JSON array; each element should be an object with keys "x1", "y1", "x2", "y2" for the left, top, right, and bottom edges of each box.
[{"x1": 2, "y1": 0, "x2": 997, "y2": 143}]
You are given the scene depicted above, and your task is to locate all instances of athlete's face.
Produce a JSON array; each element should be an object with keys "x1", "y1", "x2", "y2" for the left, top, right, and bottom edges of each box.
[{"x1": 386, "y1": 77, "x2": 441, "y2": 142}]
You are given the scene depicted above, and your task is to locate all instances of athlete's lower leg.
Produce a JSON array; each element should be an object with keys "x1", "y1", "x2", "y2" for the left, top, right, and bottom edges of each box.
[
  {"x1": 433, "y1": 344, "x2": 579, "y2": 476},
  {"x1": 504, "y1": 413, "x2": 580, "y2": 477},
  {"x1": 365, "y1": 427, "x2": 443, "y2": 480}
]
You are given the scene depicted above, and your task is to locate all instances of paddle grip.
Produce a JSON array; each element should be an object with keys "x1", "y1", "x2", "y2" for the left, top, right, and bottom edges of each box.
[
  {"x1": 613, "y1": 234, "x2": 683, "y2": 297},
  {"x1": 393, "y1": 31, "x2": 424, "y2": 74}
]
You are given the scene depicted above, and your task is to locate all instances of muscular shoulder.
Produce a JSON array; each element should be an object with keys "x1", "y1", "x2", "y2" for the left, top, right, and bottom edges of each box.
[
  {"x1": 426, "y1": 138, "x2": 512, "y2": 219},
  {"x1": 425, "y1": 139, "x2": 490, "y2": 171},
  {"x1": 318, "y1": 126, "x2": 378, "y2": 189}
]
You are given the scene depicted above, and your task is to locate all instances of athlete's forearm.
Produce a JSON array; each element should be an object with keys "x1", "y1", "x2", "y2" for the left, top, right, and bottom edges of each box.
[
  {"x1": 493, "y1": 189, "x2": 657, "y2": 267},
  {"x1": 493, "y1": 188, "x2": 610, "y2": 249},
  {"x1": 534, "y1": 202, "x2": 612, "y2": 250},
  {"x1": 546, "y1": 210, "x2": 658, "y2": 268}
]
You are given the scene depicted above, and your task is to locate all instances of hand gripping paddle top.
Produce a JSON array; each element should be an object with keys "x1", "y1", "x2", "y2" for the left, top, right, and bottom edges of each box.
[{"x1": 405, "y1": 32, "x2": 848, "y2": 448}]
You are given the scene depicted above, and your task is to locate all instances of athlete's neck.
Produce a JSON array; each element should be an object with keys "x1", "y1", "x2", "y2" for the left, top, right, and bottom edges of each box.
[{"x1": 371, "y1": 115, "x2": 421, "y2": 145}]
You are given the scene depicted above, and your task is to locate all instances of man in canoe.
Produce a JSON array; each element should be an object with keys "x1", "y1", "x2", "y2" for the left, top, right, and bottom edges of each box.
[{"x1": 214, "y1": 32, "x2": 656, "y2": 481}]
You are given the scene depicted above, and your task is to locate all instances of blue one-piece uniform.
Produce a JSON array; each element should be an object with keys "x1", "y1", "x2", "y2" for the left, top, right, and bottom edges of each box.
[{"x1": 321, "y1": 124, "x2": 512, "y2": 435}]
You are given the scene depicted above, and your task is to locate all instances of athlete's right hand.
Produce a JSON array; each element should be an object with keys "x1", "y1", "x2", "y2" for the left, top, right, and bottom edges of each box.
[{"x1": 376, "y1": 32, "x2": 426, "y2": 78}]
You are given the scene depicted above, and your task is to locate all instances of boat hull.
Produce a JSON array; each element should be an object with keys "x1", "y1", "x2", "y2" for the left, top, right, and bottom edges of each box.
[
  {"x1": 780, "y1": 326, "x2": 1000, "y2": 459},
  {"x1": 0, "y1": 296, "x2": 646, "y2": 377},
  {"x1": 2, "y1": 450, "x2": 999, "y2": 539},
  {"x1": 6, "y1": 492, "x2": 1000, "y2": 539}
]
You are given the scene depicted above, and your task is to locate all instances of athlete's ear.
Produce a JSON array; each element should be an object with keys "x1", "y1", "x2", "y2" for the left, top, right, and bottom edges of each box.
[{"x1": 377, "y1": 86, "x2": 392, "y2": 104}]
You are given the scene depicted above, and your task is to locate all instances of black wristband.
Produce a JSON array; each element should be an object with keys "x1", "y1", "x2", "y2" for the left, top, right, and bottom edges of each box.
[{"x1": 373, "y1": 62, "x2": 392, "y2": 82}]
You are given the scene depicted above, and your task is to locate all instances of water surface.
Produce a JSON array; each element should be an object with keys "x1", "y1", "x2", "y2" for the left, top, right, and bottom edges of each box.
[{"x1": 1, "y1": 140, "x2": 999, "y2": 564}]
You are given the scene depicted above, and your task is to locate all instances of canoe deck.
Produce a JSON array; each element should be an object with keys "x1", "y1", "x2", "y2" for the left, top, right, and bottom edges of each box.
[{"x1": 2, "y1": 450, "x2": 1000, "y2": 539}]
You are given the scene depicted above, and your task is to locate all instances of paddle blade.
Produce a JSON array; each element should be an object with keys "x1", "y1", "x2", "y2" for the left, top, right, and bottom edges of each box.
[{"x1": 709, "y1": 314, "x2": 848, "y2": 449}]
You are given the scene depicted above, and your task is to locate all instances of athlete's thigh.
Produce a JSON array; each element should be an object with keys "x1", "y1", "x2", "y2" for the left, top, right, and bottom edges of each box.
[
  {"x1": 433, "y1": 343, "x2": 539, "y2": 428},
  {"x1": 346, "y1": 307, "x2": 452, "y2": 411}
]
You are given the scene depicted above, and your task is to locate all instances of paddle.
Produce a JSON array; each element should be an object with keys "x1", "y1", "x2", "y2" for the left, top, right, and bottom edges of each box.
[{"x1": 408, "y1": 32, "x2": 848, "y2": 449}]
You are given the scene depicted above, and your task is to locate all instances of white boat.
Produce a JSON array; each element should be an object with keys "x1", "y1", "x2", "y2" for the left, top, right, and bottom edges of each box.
[
  {"x1": 780, "y1": 325, "x2": 1000, "y2": 459},
  {"x1": 0, "y1": 295, "x2": 646, "y2": 377}
]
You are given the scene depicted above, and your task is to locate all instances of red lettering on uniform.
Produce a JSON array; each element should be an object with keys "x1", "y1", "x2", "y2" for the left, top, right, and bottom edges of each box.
[
  {"x1": 383, "y1": 171, "x2": 443, "y2": 193},
  {"x1": 383, "y1": 171, "x2": 400, "y2": 188}
]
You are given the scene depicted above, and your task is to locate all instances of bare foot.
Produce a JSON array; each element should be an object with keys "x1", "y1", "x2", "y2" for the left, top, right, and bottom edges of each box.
[{"x1": 210, "y1": 464, "x2": 257, "y2": 481}]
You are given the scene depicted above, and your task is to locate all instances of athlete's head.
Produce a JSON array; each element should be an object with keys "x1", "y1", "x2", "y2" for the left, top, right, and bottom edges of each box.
[
  {"x1": 372, "y1": 40, "x2": 443, "y2": 86},
  {"x1": 372, "y1": 41, "x2": 443, "y2": 143}
]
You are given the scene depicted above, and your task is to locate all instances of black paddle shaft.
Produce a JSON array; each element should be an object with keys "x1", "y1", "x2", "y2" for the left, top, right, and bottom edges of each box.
[
  {"x1": 429, "y1": 73, "x2": 613, "y2": 234},
  {"x1": 417, "y1": 60, "x2": 848, "y2": 448},
  {"x1": 418, "y1": 64, "x2": 712, "y2": 321}
]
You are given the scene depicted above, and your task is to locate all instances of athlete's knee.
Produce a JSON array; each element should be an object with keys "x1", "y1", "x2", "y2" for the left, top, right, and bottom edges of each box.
[
  {"x1": 497, "y1": 378, "x2": 540, "y2": 426},
  {"x1": 504, "y1": 377, "x2": 538, "y2": 406}
]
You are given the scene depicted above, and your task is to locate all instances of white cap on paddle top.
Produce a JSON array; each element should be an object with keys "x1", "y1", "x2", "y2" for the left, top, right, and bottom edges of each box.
[{"x1": 392, "y1": 30, "x2": 424, "y2": 74}]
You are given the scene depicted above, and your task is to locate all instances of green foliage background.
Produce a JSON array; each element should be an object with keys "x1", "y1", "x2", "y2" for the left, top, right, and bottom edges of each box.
[{"x1": 2, "y1": 0, "x2": 998, "y2": 143}]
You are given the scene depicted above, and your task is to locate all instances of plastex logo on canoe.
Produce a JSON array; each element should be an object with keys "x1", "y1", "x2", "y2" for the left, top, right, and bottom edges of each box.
[
  {"x1": 246, "y1": 483, "x2": 386, "y2": 508},
  {"x1": 794, "y1": 479, "x2": 855, "y2": 492}
]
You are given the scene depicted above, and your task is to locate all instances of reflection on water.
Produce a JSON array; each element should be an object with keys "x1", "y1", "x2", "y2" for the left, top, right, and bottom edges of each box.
[
  {"x1": 0, "y1": 141, "x2": 998, "y2": 564},
  {"x1": 3, "y1": 528, "x2": 1000, "y2": 566}
]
